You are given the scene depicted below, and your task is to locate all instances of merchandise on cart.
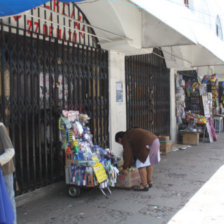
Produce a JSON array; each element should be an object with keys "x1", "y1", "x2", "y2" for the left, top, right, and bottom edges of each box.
[{"x1": 59, "y1": 110, "x2": 120, "y2": 197}]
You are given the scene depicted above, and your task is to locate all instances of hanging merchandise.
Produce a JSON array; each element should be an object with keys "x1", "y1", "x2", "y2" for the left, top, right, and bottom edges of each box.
[
  {"x1": 202, "y1": 75, "x2": 210, "y2": 84},
  {"x1": 219, "y1": 82, "x2": 224, "y2": 113},
  {"x1": 185, "y1": 111, "x2": 207, "y2": 125},
  {"x1": 59, "y1": 110, "x2": 120, "y2": 198},
  {"x1": 185, "y1": 79, "x2": 201, "y2": 93},
  {"x1": 176, "y1": 73, "x2": 186, "y2": 124},
  {"x1": 184, "y1": 78, "x2": 202, "y2": 114},
  {"x1": 208, "y1": 117, "x2": 217, "y2": 141},
  {"x1": 202, "y1": 73, "x2": 219, "y2": 115},
  {"x1": 210, "y1": 73, "x2": 217, "y2": 83}
]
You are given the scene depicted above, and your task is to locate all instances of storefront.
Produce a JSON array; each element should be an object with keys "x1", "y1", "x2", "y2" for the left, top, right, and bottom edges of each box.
[
  {"x1": 0, "y1": 1, "x2": 109, "y2": 195},
  {"x1": 175, "y1": 70, "x2": 224, "y2": 145}
]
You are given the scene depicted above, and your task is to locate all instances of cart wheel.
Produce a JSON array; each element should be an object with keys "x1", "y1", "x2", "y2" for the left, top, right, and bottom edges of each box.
[{"x1": 68, "y1": 186, "x2": 81, "y2": 197}]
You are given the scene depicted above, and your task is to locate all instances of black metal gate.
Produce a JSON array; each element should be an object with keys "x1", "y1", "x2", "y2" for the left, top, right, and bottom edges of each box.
[
  {"x1": 125, "y1": 49, "x2": 170, "y2": 136},
  {"x1": 0, "y1": 3, "x2": 108, "y2": 195}
]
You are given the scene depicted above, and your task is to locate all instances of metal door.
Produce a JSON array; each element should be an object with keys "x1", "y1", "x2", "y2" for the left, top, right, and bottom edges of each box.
[{"x1": 125, "y1": 49, "x2": 170, "y2": 136}]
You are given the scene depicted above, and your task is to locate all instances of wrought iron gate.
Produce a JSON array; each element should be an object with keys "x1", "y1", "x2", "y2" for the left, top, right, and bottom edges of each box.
[
  {"x1": 125, "y1": 49, "x2": 170, "y2": 136},
  {"x1": 0, "y1": 3, "x2": 109, "y2": 195}
]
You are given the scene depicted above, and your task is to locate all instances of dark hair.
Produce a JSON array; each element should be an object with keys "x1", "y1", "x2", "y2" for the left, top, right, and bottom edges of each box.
[{"x1": 115, "y1": 131, "x2": 125, "y2": 142}]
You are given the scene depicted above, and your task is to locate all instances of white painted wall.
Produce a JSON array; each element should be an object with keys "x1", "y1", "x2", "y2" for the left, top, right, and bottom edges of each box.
[
  {"x1": 170, "y1": 69, "x2": 177, "y2": 143},
  {"x1": 109, "y1": 51, "x2": 126, "y2": 157},
  {"x1": 193, "y1": 0, "x2": 212, "y2": 30}
]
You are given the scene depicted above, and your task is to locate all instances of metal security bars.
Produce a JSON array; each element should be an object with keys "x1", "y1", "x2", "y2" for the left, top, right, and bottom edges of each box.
[
  {"x1": 125, "y1": 49, "x2": 170, "y2": 136},
  {"x1": 0, "y1": 2, "x2": 109, "y2": 195}
]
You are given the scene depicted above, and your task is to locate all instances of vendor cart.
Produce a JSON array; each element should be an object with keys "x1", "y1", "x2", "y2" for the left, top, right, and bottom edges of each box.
[
  {"x1": 59, "y1": 110, "x2": 119, "y2": 198},
  {"x1": 65, "y1": 162, "x2": 112, "y2": 198}
]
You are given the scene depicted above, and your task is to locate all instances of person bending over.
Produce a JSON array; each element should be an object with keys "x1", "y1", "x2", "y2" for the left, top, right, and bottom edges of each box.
[{"x1": 115, "y1": 128, "x2": 160, "y2": 191}]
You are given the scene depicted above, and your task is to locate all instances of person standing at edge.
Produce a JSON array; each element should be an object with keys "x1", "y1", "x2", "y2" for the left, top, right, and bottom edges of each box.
[
  {"x1": 0, "y1": 122, "x2": 17, "y2": 224},
  {"x1": 115, "y1": 128, "x2": 160, "y2": 191}
]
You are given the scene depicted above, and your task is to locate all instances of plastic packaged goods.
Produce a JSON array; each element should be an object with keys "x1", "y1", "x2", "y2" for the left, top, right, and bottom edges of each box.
[{"x1": 59, "y1": 110, "x2": 120, "y2": 193}]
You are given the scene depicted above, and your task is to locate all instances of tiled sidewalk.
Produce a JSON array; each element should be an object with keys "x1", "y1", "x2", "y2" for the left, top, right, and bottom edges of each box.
[{"x1": 168, "y1": 165, "x2": 224, "y2": 224}]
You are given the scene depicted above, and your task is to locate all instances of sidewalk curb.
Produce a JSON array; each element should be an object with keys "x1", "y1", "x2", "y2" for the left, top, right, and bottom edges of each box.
[{"x1": 15, "y1": 181, "x2": 65, "y2": 207}]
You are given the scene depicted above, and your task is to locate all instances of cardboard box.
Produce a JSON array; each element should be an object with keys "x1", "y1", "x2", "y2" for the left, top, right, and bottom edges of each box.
[
  {"x1": 65, "y1": 151, "x2": 78, "y2": 166},
  {"x1": 116, "y1": 168, "x2": 141, "y2": 189},
  {"x1": 160, "y1": 141, "x2": 172, "y2": 155},
  {"x1": 183, "y1": 132, "x2": 199, "y2": 145}
]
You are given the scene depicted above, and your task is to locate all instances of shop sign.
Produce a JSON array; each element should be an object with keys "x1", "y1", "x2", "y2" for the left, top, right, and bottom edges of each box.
[{"x1": 1, "y1": 0, "x2": 90, "y2": 45}]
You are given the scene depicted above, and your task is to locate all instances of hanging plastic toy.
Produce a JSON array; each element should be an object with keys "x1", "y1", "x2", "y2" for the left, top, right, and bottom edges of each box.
[{"x1": 202, "y1": 75, "x2": 209, "y2": 83}]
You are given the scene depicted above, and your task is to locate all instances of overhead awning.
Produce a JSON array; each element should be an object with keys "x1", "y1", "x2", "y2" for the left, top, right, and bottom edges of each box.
[
  {"x1": 77, "y1": 0, "x2": 196, "y2": 55},
  {"x1": 130, "y1": 0, "x2": 197, "y2": 47},
  {"x1": 0, "y1": 0, "x2": 83, "y2": 17},
  {"x1": 130, "y1": 0, "x2": 224, "y2": 68},
  {"x1": 163, "y1": 24, "x2": 224, "y2": 69}
]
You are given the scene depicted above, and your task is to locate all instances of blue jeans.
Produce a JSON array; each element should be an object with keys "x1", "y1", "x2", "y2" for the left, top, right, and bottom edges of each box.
[{"x1": 3, "y1": 173, "x2": 17, "y2": 224}]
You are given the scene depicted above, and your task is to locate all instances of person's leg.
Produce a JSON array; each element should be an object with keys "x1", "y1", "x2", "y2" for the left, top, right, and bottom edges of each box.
[
  {"x1": 146, "y1": 165, "x2": 153, "y2": 187},
  {"x1": 138, "y1": 167, "x2": 148, "y2": 188},
  {"x1": 4, "y1": 173, "x2": 17, "y2": 224},
  {"x1": 147, "y1": 138, "x2": 160, "y2": 188}
]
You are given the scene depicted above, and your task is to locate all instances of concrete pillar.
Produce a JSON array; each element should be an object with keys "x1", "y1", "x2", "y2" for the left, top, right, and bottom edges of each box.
[
  {"x1": 109, "y1": 51, "x2": 126, "y2": 157},
  {"x1": 170, "y1": 68, "x2": 177, "y2": 143}
]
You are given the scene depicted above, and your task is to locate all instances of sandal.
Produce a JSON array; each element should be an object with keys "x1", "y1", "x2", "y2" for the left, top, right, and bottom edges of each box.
[
  {"x1": 148, "y1": 181, "x2": 153, "y2": 188},
  {"x1": 133, "y1": 183, "x2": 149, "y2": 191}
]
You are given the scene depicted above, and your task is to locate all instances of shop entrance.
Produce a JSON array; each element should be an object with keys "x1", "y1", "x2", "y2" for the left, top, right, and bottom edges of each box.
[
  {"x1": 0, "y1": 3, "x2": 109, "y2": 195},
  {"x1": 125, "y1": 49, "x2": 170, "y2": 136}
]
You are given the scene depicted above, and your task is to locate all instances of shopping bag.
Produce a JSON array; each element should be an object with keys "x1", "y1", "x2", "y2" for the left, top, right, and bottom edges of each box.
[{"x1": 0, "y1": 169, "x2": 14, "y2": 224}]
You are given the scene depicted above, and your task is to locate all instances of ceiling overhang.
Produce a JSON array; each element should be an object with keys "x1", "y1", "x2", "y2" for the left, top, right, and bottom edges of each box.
[
  {"x1": 163, "y1": 25, "x2": 224, "y2": 69},
  {"x1": 77, "y1": 0, "x2": 197, "y2": 55}
]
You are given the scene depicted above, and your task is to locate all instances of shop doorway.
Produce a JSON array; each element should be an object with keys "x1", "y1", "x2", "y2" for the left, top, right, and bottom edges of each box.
[{"x1": 125, "y1": 49, "x2": 170, "y2": 136}]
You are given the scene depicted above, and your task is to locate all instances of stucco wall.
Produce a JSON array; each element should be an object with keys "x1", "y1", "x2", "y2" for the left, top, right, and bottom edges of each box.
[{"x1": 109, "y1": 51, "x2": 126, "y2": 157}]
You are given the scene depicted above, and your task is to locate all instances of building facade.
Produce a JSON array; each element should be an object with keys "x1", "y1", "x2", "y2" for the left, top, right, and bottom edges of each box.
[{"x1": 0, "y1": 0, "x2": 224, "y2": 195}]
